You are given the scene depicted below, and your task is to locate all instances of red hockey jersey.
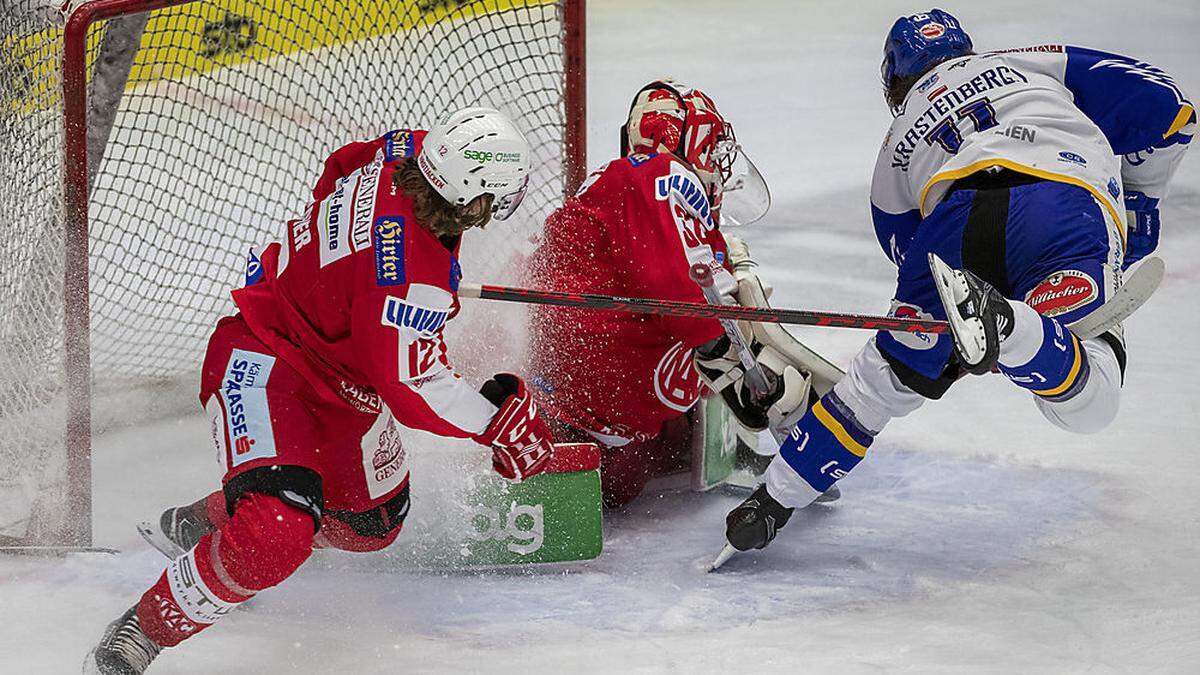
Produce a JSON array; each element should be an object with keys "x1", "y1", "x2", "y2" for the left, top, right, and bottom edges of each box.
[
  {"x1": 528, "y1": 152, "x2": 732, "y2": 445},
  {"x1": 231, "y1": 129, "x2": 497, "y2": 438}
]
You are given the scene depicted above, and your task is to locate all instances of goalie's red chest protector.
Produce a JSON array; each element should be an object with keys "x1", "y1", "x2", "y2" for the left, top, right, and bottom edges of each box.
[{"x1": 529, "y1": 153, "x2": 729, "y2": 444}]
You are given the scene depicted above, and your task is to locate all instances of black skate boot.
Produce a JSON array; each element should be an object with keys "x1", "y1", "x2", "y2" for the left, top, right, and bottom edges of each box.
[
  {"x1": 725, "y1": 484, "x2": 794, "y2": 551},
  {"x1": 84, "y1": 606, "x2": 162, "y2": 674},
  {"x1": 136, "y1": 497, "x2": 214, "y2": 559},
  {"x1": 928, "y1": 253, "x2": 1015, "y2": 375}
]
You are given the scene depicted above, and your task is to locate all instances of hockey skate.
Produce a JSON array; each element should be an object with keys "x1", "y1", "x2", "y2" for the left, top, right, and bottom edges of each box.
[
  {"x1": 928, "y1": 253, "x2": 1014, "y2": 374},
  {"x1": 84, "y1": 606, "x2": 162, "y2": 675},
  {"x1": 136, "y1": 502, "x2": 213, "y2": 560}
]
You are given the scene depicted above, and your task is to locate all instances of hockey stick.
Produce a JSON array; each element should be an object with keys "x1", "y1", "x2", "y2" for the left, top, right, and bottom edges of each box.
[
  {"x1": 1066, "y1": 256, "x2": 1165, "y2": 340},
  {"x1": 459, "y1": 283, "x2": 949, "y2": 334},
  {"x1": 462, "y1": 256, "x2": 1163, "y2": 339}
]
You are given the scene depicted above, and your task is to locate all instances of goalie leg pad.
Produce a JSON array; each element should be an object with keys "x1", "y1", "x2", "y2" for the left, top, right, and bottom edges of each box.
[
  {"x1": 735, "y1": 270, "x2": 845, "y2": 394},
  {"x1": 755, "y1": 345, "x2": 815, "y2": 432}
]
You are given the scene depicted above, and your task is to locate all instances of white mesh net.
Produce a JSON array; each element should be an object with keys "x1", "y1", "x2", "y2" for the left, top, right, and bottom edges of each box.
[
  {"x1": 1, "y1": 0, "x2": 70, "y2": 544},
  {"x1": 0, "y1": 0, "x2": 575, "y2": 543}
]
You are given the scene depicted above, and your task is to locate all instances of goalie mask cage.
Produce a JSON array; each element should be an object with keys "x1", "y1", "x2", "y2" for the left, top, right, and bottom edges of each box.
[{"x1": 0, "y1": 0, "x2": 586, "y2": 548}]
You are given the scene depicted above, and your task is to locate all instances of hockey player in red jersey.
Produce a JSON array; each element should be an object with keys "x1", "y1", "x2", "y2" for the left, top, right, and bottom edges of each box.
[
  {"x1": 529, "y1": 80, "x2": 816, "y2": 508},
  {"x1": 86, "y1": 108, "x2": 557, "y2": 674}
]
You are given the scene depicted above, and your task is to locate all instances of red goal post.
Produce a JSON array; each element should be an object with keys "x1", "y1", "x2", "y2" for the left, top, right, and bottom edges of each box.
[{"x1": 1, "y1": 0, "x2": 586, "y2": 549}]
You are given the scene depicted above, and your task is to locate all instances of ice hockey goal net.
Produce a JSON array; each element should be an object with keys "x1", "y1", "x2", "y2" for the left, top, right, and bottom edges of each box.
[{"x1": 0, "y1": 0, "x2": 585, "y2": 547}]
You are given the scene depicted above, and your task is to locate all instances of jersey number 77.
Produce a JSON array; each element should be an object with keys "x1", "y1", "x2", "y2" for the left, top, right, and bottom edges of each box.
[{"x1": 925, "y1": 98, "x2": 999, "y2": 154}]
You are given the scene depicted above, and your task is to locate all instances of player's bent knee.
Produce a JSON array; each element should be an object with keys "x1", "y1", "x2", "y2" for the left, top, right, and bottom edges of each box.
[
  {"x1": 222, "y1": 464, "x2": 325, "y2": 529},
  {"x1": 317, "y1": 517, "x2": 404, "y2": 552},
  {"x1": 219, "y1": 492, "x2": 317, "y2": 591},
  {"x1": 318, "y1": 484, "x2": 411, "y2": 552},
  {"x1": 1034, "y1": 337, "x2": 1122, "y2": 435}
]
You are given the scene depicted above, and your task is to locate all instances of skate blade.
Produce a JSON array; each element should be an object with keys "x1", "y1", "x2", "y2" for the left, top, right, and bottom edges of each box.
[
  {"x1": 136, "y1": 521, "x2": 185, "y2": 560},
  {"x1": 927, "y1": 253, "x2": 988, "y2": 367},
  {"x1": 705, "y1": 543, "x2": 738, "y2": 572}
]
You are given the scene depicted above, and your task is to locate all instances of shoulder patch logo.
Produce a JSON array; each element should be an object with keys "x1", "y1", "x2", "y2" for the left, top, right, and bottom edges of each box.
[
  {"x1": 384, "y1": 129, "x2": 416, "y2": 162},
  {"x1": 655, "y1": 170, "x2": 714, "y2": 228},
  {"x1": 374, "y1": 216, "x2": 405, "y2": 286},
  {"x1": 381, "y1": 296, "x2": 449, "y2": 338},
  {"x1": 888, "y1": 301, "x2": 938, "y2": 351},
  {"x1": 1025, "y1": 270, "x2": 1099, "y2": 318}
]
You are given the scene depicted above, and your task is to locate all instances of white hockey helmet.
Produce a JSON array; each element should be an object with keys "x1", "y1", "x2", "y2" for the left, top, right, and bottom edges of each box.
[{"x1": 418, "y1": 107, "x2": 532, "y2": 221}]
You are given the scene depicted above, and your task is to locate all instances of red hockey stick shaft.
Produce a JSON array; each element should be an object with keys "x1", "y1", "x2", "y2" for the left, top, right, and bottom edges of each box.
[{"x1": 459, "y1": 282, "x2": 949, "y2": 334}]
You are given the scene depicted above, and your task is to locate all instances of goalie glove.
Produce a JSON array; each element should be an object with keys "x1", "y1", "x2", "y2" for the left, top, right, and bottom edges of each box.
[
  {"x1": 694, "y1": 334, "x2": 812, "y2": 432},
  {"x1": 473, "y1": 373, "x2": 554, "y2": 482}
]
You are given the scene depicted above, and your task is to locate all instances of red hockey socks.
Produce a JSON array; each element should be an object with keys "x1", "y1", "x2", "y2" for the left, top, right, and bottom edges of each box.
[{"x1": 135, "y1": 493, "x2": 316, "y2": 647}]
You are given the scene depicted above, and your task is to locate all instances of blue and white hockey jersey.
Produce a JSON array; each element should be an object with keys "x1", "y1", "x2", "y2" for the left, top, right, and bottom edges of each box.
[{"x1": 871, "y1": 45, "x2": 1194, "y2": 265}]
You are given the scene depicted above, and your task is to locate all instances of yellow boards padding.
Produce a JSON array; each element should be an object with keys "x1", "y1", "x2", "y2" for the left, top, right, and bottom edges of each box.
[
  {"x1": 126, "y1": 0, "x2": 554, "y2": 83},
  {"x1": 3, "y1": 0, "x2": 554, "y2": 110}
]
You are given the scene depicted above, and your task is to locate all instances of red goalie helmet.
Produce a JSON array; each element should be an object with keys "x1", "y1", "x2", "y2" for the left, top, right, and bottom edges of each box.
[
  {"x1": 621, "y1": 80, "x2": 735, "y2": 205},
  {"x1": 620, "y1": 79, "x2": 769, "y2": 226}
]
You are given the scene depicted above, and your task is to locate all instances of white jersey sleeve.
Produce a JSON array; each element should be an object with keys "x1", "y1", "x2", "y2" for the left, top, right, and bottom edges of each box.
[{"x1": 1053, "y1": 45, "x2": 1194, "y2": 203}]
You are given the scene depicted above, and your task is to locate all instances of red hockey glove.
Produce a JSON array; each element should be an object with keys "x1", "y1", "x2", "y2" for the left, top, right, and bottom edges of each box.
[{"x1": 473, "y1": 373, "x2": 554, "y2": 481}]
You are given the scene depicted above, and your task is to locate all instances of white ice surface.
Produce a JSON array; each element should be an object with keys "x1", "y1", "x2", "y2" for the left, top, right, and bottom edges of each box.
[{"x1": 4, "y1": 0, "x2": 1200, "y2": 672}]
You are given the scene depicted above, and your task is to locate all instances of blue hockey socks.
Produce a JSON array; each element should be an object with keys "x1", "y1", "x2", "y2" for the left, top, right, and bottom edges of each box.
[
  {"x1": 998, "y1": 301, "x2": 1089, "y2": 401},
  {"x1": 778, "y1": 390, "x2": 877, "y2": 495}
]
